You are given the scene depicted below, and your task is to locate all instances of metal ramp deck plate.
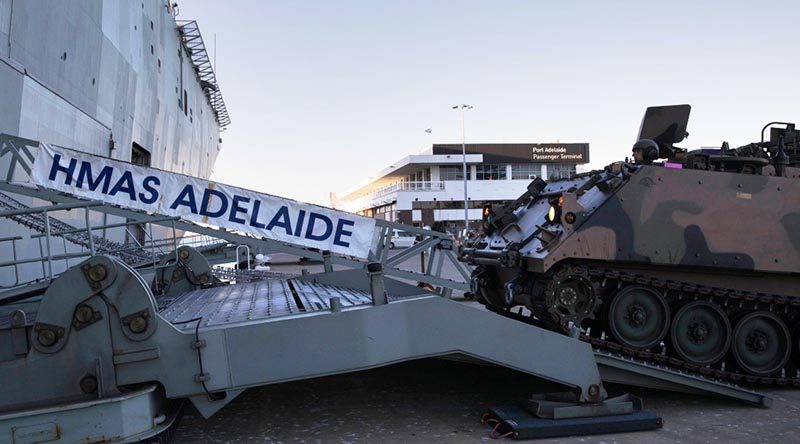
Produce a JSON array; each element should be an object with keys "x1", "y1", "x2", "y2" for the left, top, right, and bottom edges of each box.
[
  {"x1": 158, "y1": 279, "x2": 374, "y2": 328},
  {"x1": 292, "y1": 280, "x2": 373, "y2": 311},
  {"x1": 594, "y1": 350, "x2": 772, "y2": 407}
]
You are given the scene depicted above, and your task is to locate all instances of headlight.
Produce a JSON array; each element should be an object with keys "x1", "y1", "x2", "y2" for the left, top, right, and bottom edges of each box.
[
  {"x1": 547, "y1": 205, "x2": 556, "y2": 222},
  {"x1": 546, "y1": 204, "x2": 560, "y2": 223},
  {"x1": 546, "y1": 195, "x2": 563, "y2": 223}
]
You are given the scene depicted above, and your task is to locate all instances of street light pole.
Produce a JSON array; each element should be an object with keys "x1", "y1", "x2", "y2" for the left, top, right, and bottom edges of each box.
[{"x1": 452, "y1": 104, "x2": 473, "y2": 236}]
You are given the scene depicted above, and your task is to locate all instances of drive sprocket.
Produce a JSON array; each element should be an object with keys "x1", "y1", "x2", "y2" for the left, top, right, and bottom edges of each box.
[{"x1": 543, "y1": 265, "x2": 602, "y2": 326}]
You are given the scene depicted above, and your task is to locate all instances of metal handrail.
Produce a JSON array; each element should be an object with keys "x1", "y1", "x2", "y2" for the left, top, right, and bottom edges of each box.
[
  {"x1": 176, "y1": 20, "x2": 231, "y2": 127},
  {"x1": 28, "y1": 216, "x2": 181, "y2": 239},
  {"x1": 0, "y1": 200, "x2": 190, "y2": 285},
  {"x1": 0, "y1": 200, "x2": 104, "y2": 217},
  {"x1": 0, "y1": 236, "x2": 22, "y2": 288},
  {"x1": 236, "y1": 245, "x2": 251, "y2": 269}
]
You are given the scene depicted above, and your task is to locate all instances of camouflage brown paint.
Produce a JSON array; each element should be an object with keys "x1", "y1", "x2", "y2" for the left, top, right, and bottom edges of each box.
[{"x1": 542, "y1": 165, "x2": 800, "y2": 283}]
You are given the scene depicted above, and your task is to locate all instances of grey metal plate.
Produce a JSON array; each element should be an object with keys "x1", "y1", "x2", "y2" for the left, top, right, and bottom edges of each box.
[
  {"x1": 158, "y1": 279, "x2": 372, "y2": 329},
  {"x1": 593, "y1": 350, "x2": 771, "y2": 407},
  {"x1": 291, "y1": 280, "x2": 372, "y2": 311}
]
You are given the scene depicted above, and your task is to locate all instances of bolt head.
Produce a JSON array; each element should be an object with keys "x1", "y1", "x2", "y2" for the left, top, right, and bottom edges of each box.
[
  {"x1": 693, "y1": 325, "x2": 708, "y2": 341},
  {"x1": 628, "y1": 305, "x2": 647, "y2": 326},
  {"x1": 37, "y1": 329, "x2": 57, "y2": 347},
  {"x1": 75, "y1": 305, "x2": 94, "y2": 323},
  {"x1": 558, "y1": 288, "x2": 578, "y2": 306},
  {"x1": 129, "y1": 316, "x2": 148, "y2": 334},
  {"x1": 80, "y1": 376, "x2": 97, "y2": 394},
  {"x1": 88, "y1": 264, "x2": 107, "y2": 282},
  {"x1": 179, "y1": 249, "x2": 190, "y2": 260}
]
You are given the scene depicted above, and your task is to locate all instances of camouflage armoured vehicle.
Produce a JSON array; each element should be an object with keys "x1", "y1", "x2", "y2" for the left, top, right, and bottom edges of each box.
[{"x1": 462, "y1": 105, "x2": 800, "y2": 384}]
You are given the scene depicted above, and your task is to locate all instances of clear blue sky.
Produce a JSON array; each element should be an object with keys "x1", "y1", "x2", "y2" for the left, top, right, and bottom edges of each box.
[{"x1": 180, "y1": 0, "x2": 800, "y2": 205}]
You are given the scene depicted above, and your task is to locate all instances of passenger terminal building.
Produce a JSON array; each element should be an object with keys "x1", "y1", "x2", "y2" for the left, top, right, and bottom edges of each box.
[{"x1": 332, "y1": 143, "x2": 590, "y2": 232}]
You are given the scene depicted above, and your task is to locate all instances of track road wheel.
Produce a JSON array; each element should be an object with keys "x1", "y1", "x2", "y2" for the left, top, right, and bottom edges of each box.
[
  {"x1": 607, "y1": 285, "x2": 670, "y2": 350},
  {"x1": 731, "y1": 311, "x2": 790, "y2": 377},
  {"x1": 670, "y1": 301, "x2": 731, "y2": 365}
]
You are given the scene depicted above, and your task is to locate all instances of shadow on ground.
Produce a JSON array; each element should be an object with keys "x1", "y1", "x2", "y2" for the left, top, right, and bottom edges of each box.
[{"x1": 172, "y1": 358, "x2": 800, "y2": 443}]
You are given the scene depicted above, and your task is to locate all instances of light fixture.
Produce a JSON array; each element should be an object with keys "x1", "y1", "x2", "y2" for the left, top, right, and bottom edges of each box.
[{"x1": 546, "y1": 205, "x2": 559, "y2": 223}]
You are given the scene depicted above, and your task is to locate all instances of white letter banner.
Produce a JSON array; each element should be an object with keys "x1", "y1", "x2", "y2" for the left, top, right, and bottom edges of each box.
[{"x1": 30, "y1": 144, "x2": 377, "y2": 259}]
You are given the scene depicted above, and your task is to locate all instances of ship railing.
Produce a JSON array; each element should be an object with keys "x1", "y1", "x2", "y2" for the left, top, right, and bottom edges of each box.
[
  {"x1": 0, "y1": 201, "x2": 103, "y2": 285},
  {"x1": 0, "y1": 235, "x2": 23, "y2": 288},
  {"x1": 0, "y1": 200, "x2": 234, "y2": 288},
  {"x1": 176, "y1": 20, "x2": 231, "y2": 128},
  {"x1": 27, "y1": 216, "x2": 183, "y2": 261},
  {"x1": 369, "y1": 181, "x2": 445, "y2": 201}
]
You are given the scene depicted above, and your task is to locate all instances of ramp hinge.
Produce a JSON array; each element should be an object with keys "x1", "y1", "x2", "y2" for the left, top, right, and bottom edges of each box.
[
  {"x1": 194, "y1": 373, "x2": 210, "y2": 382},
  {"x1": 192, "y1": 339, "x2": 207, "y2": 349}
]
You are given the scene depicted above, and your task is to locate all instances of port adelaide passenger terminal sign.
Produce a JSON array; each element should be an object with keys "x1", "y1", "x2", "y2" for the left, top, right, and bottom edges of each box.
[
  {"x1": 30, "y1": 145, "x2": 377, "y2": 259},
  {"x1": 530, "y1": 144, "x2": 587, "y2": 162},
  {"x1": 432, "y1": 143, "x2": 589, "y2": 163}
]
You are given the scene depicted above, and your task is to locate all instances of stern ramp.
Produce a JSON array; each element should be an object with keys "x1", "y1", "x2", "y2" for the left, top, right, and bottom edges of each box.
[{"x1": 0, "y1": 135, "x2": 770, "y2": 442}]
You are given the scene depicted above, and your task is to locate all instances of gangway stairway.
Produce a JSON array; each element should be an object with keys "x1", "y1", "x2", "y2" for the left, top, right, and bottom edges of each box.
[
  {"x1": 0, "y1": 133, "x2": 470, "y2": 295},
  {"x1": 0, "y1": 191, "x2": 151, "y2": 265}
]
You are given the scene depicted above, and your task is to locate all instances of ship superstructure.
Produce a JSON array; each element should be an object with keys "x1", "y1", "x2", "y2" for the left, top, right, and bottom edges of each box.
[{"x1": 0, "y1": 0, "x2": 228, "y2": 285}]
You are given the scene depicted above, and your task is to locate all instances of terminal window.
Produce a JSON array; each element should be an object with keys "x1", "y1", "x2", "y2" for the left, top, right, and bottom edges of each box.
[
  {"x1": 475, "y1": 164, "x2": 506, "y2": 181},
  {"x1": 404, "y1": 168, "x2": 431, "y2": 183},
  {"x1": 511, "y1": 164, "x2": 541, "y2": 180},
  {"x1": 440, "y1": 166, "x2": 471, "y2": 181},
  {"x1": 548, "y1": 164, "x2": 577, "y2": 180}
]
